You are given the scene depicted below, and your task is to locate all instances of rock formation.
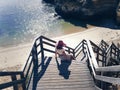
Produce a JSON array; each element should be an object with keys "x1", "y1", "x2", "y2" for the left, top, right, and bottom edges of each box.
[
  {"x1": 43, "y1": 0, "x2": 120, "y2": 24},
  {"x1": 116, "y1": 2, "x2": 120, "y2": 25}
]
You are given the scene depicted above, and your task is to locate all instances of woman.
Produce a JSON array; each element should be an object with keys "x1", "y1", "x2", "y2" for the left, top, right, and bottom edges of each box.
[{"x1": 55, "y1": 40, "x2": 75, "y2": 61}]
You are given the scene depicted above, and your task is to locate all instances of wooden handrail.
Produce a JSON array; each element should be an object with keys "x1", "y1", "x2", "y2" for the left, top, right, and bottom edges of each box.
[
  {"x1": 0, "y1": 79, "x2": 25, "y2": 89},
  {"x1": 1, "y1": 36, "x2": 120, "y2": 90},
  {"x1": 74, "y1": 40, "x2": 86, "y2": 58},
  {"x1": 96, "y1": 65, "x2": 120, "y2": 72},
  {"x1": 99, "y1": 40, "x2": 109, "y2": 51},
  {"x1": 0, "y1": 71, "x2": 23, "y2": 76},
  {"x1": 95, "y1": 75, "x2": 120, "y2": 85},
  {"x1": 85, "y1": 40, "x2": 120, "y2": 89},
  {"x1": 86, "y1": 40, "x2": 99, "y2": 68},
  {"x1": 23, "y1": 36, "x2": 75, "y2": 90}
]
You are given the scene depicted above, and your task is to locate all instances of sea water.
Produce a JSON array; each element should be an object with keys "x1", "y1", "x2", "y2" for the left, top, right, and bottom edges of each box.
[
  {"x1": 0, "y1": 0, "x2": 65, "y2": 47},
  {"x1": 0, "y1": 0, "x2": 117, "y2": 47}
]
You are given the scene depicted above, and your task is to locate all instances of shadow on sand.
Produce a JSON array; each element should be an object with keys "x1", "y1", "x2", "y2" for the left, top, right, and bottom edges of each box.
[
  {"x1": 56, "y1": 59, "x2": 72, "y2": 79},
  {"x1": 63, "y1": 17, "x2": 120, "y2": 29}
]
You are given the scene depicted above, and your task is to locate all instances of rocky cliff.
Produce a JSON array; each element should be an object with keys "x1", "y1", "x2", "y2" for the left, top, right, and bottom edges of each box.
[
  {"x1": 43, "y1": 0, "x2": 120, "y2": 24},
  {"x1": 117, "y1": 1, "x2": 120, "y2": 24}
]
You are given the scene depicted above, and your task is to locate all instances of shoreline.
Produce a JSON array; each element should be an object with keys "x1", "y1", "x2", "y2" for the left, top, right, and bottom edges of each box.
[
  {"x1": 0, "y1": 20, "x2": 93, "y2": 50},
  {"x1": 0, "y1": 27, "x2": 120, "y2": 70}
]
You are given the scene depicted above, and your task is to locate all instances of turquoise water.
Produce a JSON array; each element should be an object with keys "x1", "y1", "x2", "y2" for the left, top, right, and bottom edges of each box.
[{"x1": 0, "y1": 0, "x2": 64, "y2": 47}]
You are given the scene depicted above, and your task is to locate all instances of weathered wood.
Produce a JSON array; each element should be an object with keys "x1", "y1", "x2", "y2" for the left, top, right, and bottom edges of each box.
[
  {"x1": 1, "y1": 36, "x2": 120, "y2": 90},
  {"x1": 34, "y1": 58, "x2": 96, "y2": 90},
  {"x1": 32, "y1": 43, "x2": 39, "y2": 90},
  {"x1": 11, "y1": 75, "x2": 18, "y2": 90},
  {"x1": 95, "y1": 75, "x2": 120, "y2": 84},
  {"x1": 87, "y1": 40, "x2": 99, "y2": 68},
  {"x1": 87, "y1": 40, "x2": 120, "y2": 88},
  {"x1": 96, "y1": 65, "x2": 120, "y2": 72},
  {"x1": 40, "y1": 36, "x2": 45, "y2": 69},
  {"x1": 20, "y1": 73, "x2": 26, "y2": 90},
  {"x1": 0, "y1": 79, "x2": 24, "y2": 89}
]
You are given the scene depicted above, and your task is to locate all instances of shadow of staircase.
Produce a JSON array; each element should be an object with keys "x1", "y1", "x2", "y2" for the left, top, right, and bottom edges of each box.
[{"x1": 31, "y1": 57, "x2": 96, "y2": 90}]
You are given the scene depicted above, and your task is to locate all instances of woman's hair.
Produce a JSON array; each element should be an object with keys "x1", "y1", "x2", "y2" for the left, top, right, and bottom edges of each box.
[{"x1": 56, "y1": 40, "x2": 65, "y2": 49}]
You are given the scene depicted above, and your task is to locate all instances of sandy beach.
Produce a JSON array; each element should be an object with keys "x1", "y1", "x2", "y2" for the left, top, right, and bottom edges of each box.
[{"x1": 0, "y1": 27, "x2": 120, "y2": 70}]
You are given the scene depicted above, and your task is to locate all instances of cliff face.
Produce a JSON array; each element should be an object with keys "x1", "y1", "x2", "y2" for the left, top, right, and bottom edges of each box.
[
  {"x1": 54, "y1": 0, "x2": 118, "y2": 19},
  {"x1": 117, "y1": 1, "x2": 120, "y2": 24},
  {"x1": 43, "y1": 0, "x2": 120, "y2": 24}
]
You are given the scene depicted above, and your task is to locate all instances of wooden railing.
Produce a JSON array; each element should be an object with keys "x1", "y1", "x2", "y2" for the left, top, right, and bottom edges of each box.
[
  {"x1": 84, "y1": 40, "x2": 120, "y2": 90},
  {"x1": 0, "y1": 35, "x2": 74, "y2": 90},
  {"x1": 0, "y1": 71, "x2": 26, "y2": 90},
  {"x1": 99, "y1": 40, "x2": 109, "y2": 51},
  {"x1": 0, "y1": 35, "x2": 120, "y2": 90}
]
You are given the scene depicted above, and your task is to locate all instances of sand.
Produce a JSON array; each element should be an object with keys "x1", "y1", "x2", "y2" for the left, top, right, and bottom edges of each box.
[{"x1": 0, "y1": 27, "x2": 120, "y2": 70}]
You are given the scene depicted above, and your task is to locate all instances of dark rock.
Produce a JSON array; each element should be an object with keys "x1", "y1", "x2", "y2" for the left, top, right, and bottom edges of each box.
[
  {"x1": 43, "y1": 0, "x2": 55, "y2": 4},
  {"x1": 54, "y1": 0, "x2": 118, "y2": 20},
  {"x1": 43, "y1": 0, "x2": 120, "y2": 24},
  {"x1": 116, "y1": 2, "x2": 120, "y2": 25}
]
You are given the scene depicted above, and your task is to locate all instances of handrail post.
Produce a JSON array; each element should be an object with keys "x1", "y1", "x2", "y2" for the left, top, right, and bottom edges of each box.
[
  {"x1": 68, "y1": 48, "x2": 70, "y2": 54},
  {"x1": 73, "y1": 49, "x2": 75, "y2": 58},
  {"x1": 40, "y1": 37, "x2": 45, "y2": 69},
  {"x1": 82, "y1": 40, "x2": 86, "y2": 57},
  {"x1": 11, "y1": 75, "x2": 18, "y2": 90},
  {"x1": 20, "y1": 72, "x2": 26, "y2": 90},
  {"x1": 32, "y1": 43, "x2": 38, "y2": 90},
  {"x1": 110, "y1": 44, "x2": 112, "y2": 58},
  {"x1": 118, "y1": 48, "x2": 120, "y2": 60},
  {"x1": 102, "y1": 49, "x2": 106, "y2": 66},
  {"x1": 104, "y1": 50, "x2": 107, "y2": 66}
]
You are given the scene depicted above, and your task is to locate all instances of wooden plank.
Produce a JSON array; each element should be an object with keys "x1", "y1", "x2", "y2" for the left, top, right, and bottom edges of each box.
[
  {"x1": 35, "y1": 58, "x2": 95, "y2": 90},
  {"x1": 96, "y1": 65, "x2": 120, "y2": 72},
  {"x1": 39, "y1": 79, "x2": 93, "y2": 83},
  {"x1": 0, "y1": 79, "x2": 24, "y2": 89},
  {"x1": 36, "y1": 88, "x2": 95, "y2": 90},
  {"x1": 37, "y1": 85, "x2": 95, "y2": 89},
  {"x1": 95, "y1": 75, "x2": 120, "y2": 85},
  {"x1": 11, "y1": 75, "x2": 18, "y2": 90},
  {"x1": 87, "y1": 40, "x2": 98, "y2": 68},
  {"x1": 40, "y1": 78, "x2": 93, "y2": 81}
]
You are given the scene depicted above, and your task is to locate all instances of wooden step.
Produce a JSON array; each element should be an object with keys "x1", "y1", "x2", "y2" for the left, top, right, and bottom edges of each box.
[{"x1": 30, "y1": 57, "x2": 96, "y2": 90}]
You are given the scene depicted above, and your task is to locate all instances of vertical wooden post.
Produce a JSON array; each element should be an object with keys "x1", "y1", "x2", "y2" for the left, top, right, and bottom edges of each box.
[
  {"x1": 102, "y1": 48, "x2": 106, "y2": 66},
  {"x1": 40, "y1": 37, "x2": 44, "y2": 69},
  {"x1": 110, "y1": 45, "x2": 112, "y2": 58},
  {"x1": 117, "y1": 48, "x2": 118, "y2": 60},
  {"x1": 83, "y1": 41, "x2": 86, "y2": 57},
  {"x1": 68, "y1": 48, "x2": 70, "y2": 54},
  {"x1": 32, "y1": 43, "x2": 38, "y2": 90},
  {"x1": 73, "y1": 49, "x2": 75, "y2": 58},
  {"x1": 114, "y1": 45, "x2": 116, "y2": 58},
  {"x1": 101, "y1": 40, "x2": 103, "y2": 50},
  {"x1": 102, "y1": 51, "x2": 104, "y2": 67},
  {"x1": 20, "y1": 73, "x2": 26, "y2": 90},
  {"x1": 96, "y1": 48, "x2": 99, "y2": 65},
  {"x1": 118, "y1": 48, "x2": 120, "y2": 60},
  {"x1": 104, "y1": 50, "x2": 107, "y2": 66},
  {"x1": 11, "y1": 75, "x2": 18, "y2": 90}
]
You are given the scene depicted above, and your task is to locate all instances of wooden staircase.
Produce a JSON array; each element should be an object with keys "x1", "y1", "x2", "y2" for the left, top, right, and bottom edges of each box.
[
  {"x1": 0, "y1": 36, "x2": 120, "y2": 90},
  {"x1": 29, "y1": 57, "x2": 96, "y2": 90},
  {"x1": 1, "y1": 36, "x2": 120, "y2": 90}
]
